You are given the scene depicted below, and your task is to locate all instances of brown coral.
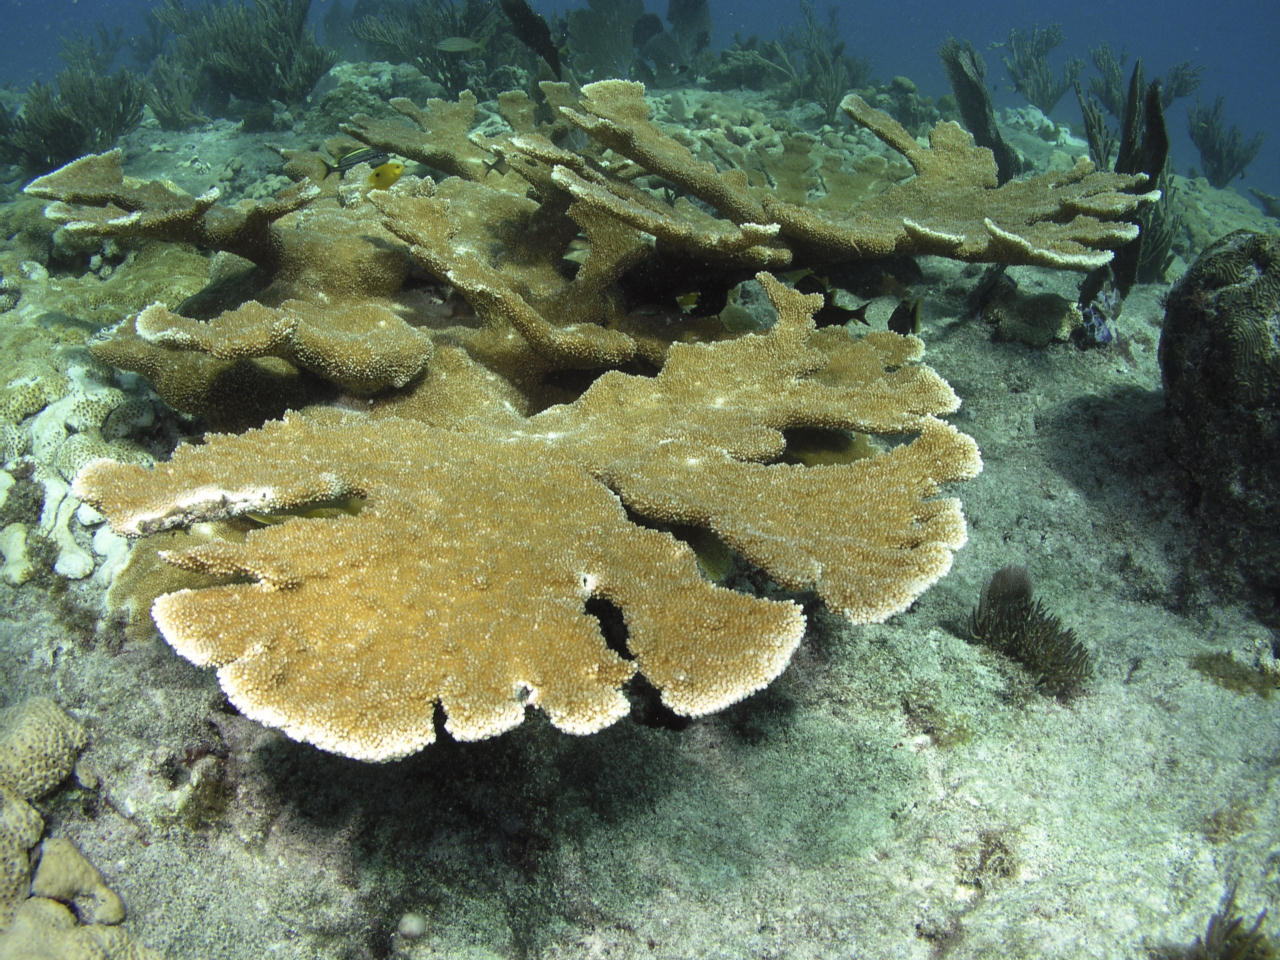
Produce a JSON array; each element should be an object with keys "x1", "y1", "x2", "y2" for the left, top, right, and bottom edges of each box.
[
  {"x1": 536, "y1": 81, "x2": 1156, "y2": 271},
  {"x1": 134, "y1": 298, "x2": 433, "y2": 395},
  {"x1": 0, "y1": 697, "x2": 87, "y2": 931},
  {"x1": 25, "y1": 150, "x2": 317, "y2": 273},
  {"x1": 768, "y1": 94, "x2": 1158, "y2": 269},
  {"x1": 75, "y1": 273, "x2": 981, "y2": 761}
]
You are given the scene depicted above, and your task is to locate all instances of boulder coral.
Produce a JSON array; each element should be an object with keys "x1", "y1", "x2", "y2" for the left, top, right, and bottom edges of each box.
[{"x1": 0, "y1": 699, "x2": 160, "y2": 957}]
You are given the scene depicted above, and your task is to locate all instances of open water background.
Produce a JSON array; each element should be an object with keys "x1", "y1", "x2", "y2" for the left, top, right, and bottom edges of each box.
[{"x1": 2, "y1": 0, "x2": 1277, "y2": 206}]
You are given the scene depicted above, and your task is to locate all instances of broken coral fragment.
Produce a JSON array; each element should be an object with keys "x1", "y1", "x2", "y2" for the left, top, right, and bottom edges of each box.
[{"x1": 75, "y1": 274, "x2": 980, "y2": 761}]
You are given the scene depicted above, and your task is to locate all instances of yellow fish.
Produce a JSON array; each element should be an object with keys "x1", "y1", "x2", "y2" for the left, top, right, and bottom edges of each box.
[{"x1": 367, "y1": 161, "x2": 404, "y2": 190}]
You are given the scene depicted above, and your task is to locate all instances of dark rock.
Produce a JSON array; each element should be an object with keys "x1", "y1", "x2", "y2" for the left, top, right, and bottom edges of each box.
[{"x1": 1159, "y1": 229, "x2": 1280, "y2": 617}]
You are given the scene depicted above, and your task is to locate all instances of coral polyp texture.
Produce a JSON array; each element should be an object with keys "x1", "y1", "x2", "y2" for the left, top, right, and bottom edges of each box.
[
  {"x1": 75, "y1": 276, "x2": 982, "y2": 761},
  {"x1": 22, "y1": 80, "x2": 1157, "y2": 427},
  {"x1": 35, "y1": 76, "x2": 1161, "y2": 762}
]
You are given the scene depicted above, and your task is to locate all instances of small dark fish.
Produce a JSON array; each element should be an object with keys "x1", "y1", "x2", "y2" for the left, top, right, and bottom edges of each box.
[
  {"x1": 844, "y1": 302, "x2": 871, "y2": 326},
  {"x1": 333, "y1": 147, "x2": 388, "y2": 174},
  {"x1": 888, "y1": 297, "x2": 921, "y2": 335},
  {"x1": 481, "y1": 155, "x2": 511, "y2": 178},
  {"x1": 793, "y1": 272, "x2": 869, "y2": 327}
]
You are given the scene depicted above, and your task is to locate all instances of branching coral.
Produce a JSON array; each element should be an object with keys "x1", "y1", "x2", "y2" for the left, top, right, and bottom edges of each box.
[
  {"x1": 134, "y1": 298, "x2": 434, "y2": 396},
  {"x1": 26, "y1": 81, "x2": 1157, "y2": 413},
  {"x1": 547, "y1": 81, "x2": 1155, "y2": 271},
  {"x1": 25, "y1": 150, "x2": 319, "y2": 275},
  {"x1": 769, "y1": 93, "x2": 1154, "y2": 269},
  {"x1": 76, "y1": 275, "x2": 981, "y2": 760},
  {"x1": 36, "y1": 78, "x2": 1168, "y2": 761}
]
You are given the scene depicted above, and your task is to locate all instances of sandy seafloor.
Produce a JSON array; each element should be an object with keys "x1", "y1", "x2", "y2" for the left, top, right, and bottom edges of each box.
[{"x1": 1, "y1": 73, "x2": 1279, "y2": 960}]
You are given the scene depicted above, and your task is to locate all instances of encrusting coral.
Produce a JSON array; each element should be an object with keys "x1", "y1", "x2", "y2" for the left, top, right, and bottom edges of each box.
[
  {"x1": 0, "y1": 698, "x2": 84, "y2": 928},
  {"x1": 75, "y1": 275, "x2": 981, "y2": 761}
]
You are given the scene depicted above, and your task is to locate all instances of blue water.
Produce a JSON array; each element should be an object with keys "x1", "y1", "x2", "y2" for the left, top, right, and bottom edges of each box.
[{"x1": 2, "y1": 0, "x2": 1277, "y2": 197}]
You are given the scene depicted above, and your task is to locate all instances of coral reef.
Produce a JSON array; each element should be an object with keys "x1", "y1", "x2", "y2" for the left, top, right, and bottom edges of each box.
[
  {"x1": 75, "y1": 275, "x2": 982, "y2": 760},
  {"x1": 13, "y1": 77, "x2": 1164, "y2": 760},
  {"x1": 2, "y1": 35, "x2": 1275, "y2": 955},
  {"x1": 132, "y1": 298, "x2": 432, "y2": 396},
  {"x1": 21, "y1": 81, "x2": 1155, "y2": 438}
]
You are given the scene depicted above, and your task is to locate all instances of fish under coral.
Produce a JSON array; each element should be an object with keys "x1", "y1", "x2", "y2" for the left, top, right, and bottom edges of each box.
[{"x1": 367, "y1": 160, "x2": 404, "y2": 189}]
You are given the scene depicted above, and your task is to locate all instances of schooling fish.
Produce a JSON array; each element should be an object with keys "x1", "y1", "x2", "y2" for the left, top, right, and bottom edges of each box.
[{"x1": 367, "y1": 161, "x2": 405, "y2": 190}]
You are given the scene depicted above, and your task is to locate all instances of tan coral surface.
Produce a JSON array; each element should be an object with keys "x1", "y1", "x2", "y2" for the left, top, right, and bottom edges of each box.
[{"x1": 75, "y1": 275, "x2": 980, "y2": 761}]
